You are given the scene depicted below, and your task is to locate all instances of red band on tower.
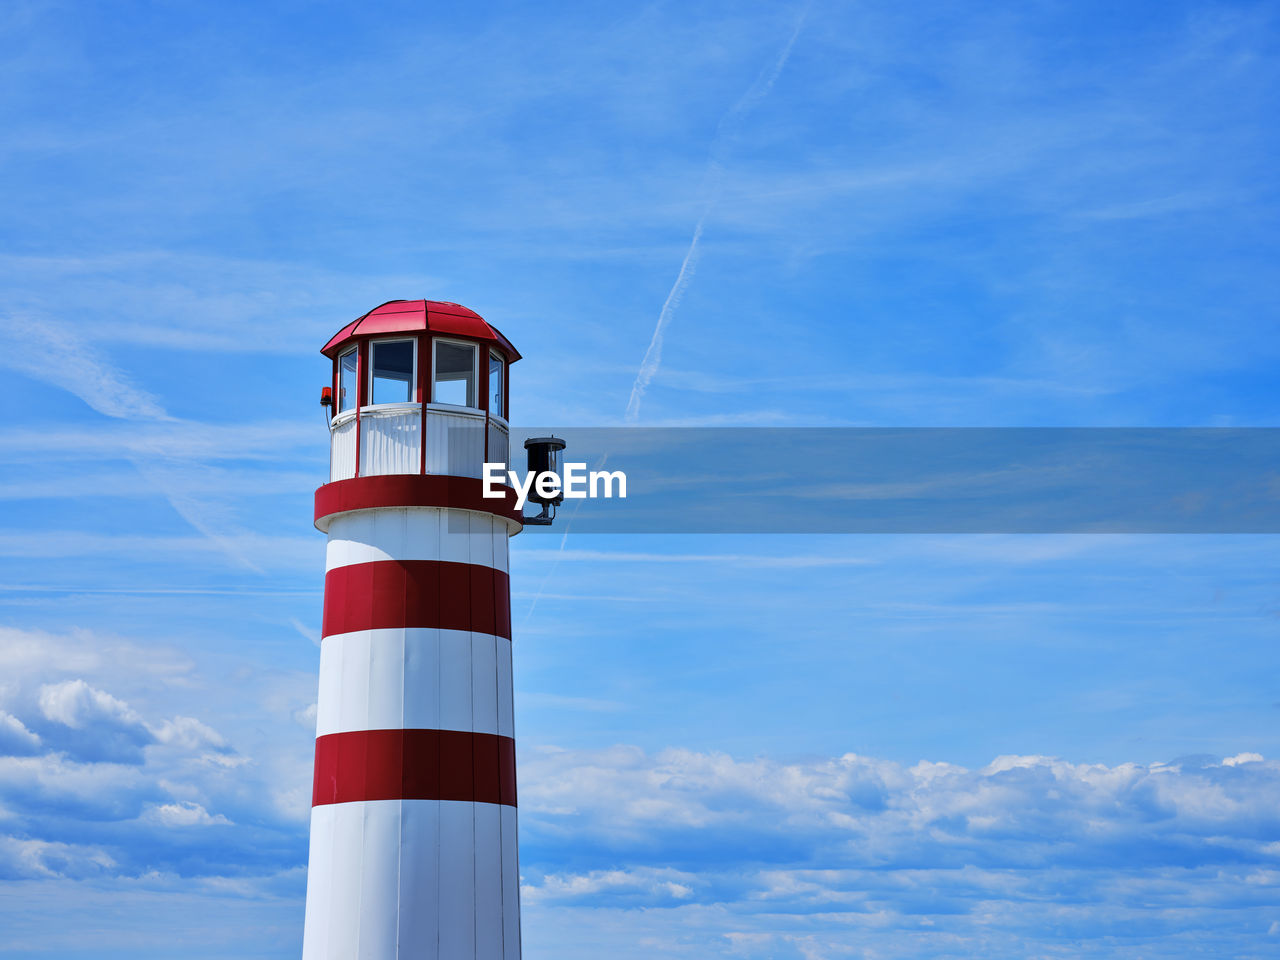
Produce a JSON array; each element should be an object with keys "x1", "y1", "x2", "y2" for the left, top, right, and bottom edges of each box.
[
  {"x1": 312, "y1": 729, "x2": 517, "y2": 807},
  {"x1": 315, "y1": 474, "x2": 522, "y2": 531},
  {"x1": 322, "y1": 560, "x2": 512, "y2": 639}
]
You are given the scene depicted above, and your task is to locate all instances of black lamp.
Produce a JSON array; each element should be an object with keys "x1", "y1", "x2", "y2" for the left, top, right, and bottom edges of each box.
[{"x1": 522, "y1": 436, "x2": 566, "y2": 525}]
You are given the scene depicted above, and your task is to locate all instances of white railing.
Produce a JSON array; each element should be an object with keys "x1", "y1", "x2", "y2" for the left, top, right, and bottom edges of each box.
[
  {"x1": 424, "y1": 405, "x2": 486, "y2": 479},
  {"x1": 330, "y1": 404, "x2": 504, "y2": 481},
  {"x1": 360, "y1": 405, "x2": 422, "y2": 476},
  {"x1": 487, "y1": 417, "x2": 510, "y2": 472},
  {"x1": 330, "y1": 415, "x2": 358, "y2": 482}
]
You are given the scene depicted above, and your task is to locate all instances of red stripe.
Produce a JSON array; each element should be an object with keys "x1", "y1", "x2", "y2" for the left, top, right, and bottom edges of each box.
[
  {"x1": 312, "y1": 729, "x2": 517, "y2": 807},
  {"x1": 322, "y1": 560, "x2": 511, "y2": 639},
  {"x1": 314, "y1": 474, "x2": 522, "y2": 531}
]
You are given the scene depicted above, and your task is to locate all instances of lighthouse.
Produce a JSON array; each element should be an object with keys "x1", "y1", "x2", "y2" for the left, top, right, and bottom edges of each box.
[{"x1": 303, "y1": 300, "x2": 526, "y2": 960}]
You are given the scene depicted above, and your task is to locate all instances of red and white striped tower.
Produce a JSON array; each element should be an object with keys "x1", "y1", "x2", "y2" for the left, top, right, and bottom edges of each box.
[{"x1": 303, "y1": 300, "x2": 526, "y2": 960}]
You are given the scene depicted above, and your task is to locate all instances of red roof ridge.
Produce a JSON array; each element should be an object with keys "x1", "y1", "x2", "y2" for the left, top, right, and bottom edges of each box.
[{"x1": 321, "y1": 299, "x2": 520, "y2": 361}]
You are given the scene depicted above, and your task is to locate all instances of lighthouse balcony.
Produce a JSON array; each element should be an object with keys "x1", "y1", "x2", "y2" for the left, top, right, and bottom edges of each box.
[{"x1": 329, "y1": 403, "x2": 509, "y2": 482}]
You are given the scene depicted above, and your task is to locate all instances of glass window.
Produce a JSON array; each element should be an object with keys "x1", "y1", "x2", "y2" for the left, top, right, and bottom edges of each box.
[
  {"x1": 370, "y1": 339, "x2": 415, "y2": 405},
  {"x1": 433, "y1": 340, "x2": 476, "y2": 407},
  {"x1": 338, "y1": 349, "x2": 358, "y2": 413},
  {"x1": 489, "y1": 351, "x2": 505, "y2": 418}
]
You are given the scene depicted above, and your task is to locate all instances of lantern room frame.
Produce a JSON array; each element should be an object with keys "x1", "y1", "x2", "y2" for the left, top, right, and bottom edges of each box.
[{"x1": 321, "y1": 300, "x2": 518, "y2": 483}]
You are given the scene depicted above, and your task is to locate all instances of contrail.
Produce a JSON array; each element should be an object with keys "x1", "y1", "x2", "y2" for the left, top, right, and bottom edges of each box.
[
  {"x1": 525, "y1": 8, "x2": 808, "y2": 621},
  {"x1": 624, "y1": 5, "x2": 808, "y2": 424},
  {"x1": 623, "y1": 207, "x2": 710, "y2": 423}
]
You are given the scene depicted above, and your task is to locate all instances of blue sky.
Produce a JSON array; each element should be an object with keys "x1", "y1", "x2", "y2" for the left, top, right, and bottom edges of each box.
[{"x1": 2, "y1": 1, "x2": 1279, "y2": 957}]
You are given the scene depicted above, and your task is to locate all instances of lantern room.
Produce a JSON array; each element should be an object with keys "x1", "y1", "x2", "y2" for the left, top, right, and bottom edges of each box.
[{"x1": 320, "y1": 299, "x2": 519, "y2": 484}]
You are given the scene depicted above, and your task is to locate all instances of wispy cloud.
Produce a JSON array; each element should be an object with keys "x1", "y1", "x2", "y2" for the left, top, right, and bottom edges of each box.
[
  {"x1": 288, "y1": 618, "x2": 321, "y2": 648},
  {"x1": 0, "y1": 253, "x2": 428, "y2": 354},
  {"x1": 0, "y1": 315, "x2": 320, "y2": 573},
  {"x1": 0, "y1": 420, "x2": 315, "y2": 461},
  {"x1": 4, "y1": 315, "x2": 170, "y2": 420},
  {"x1": 0, "y1": 466, "x2": 322, "y2": 502},
  {"x1": 0, "y1": 530, "x2": 315, "y2": 571},
  {"x1": 517, "y1": 692, "x2": 628, "y2": 713},
  {"x1": 515, "y1": 548, "x2": 874, "y2": 568}
]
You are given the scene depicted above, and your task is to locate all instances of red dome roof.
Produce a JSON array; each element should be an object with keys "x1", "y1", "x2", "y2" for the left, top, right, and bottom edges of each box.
[{"x1": 321, "y1": 300, "x2": 521, "y2": 361}]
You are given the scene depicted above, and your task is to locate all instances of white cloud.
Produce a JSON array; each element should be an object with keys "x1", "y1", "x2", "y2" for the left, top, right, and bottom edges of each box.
[
  {"x1": 524, "y1": 867, "x2": 697, "y2": 904},
  {"x1": 0, "y1": 753, "x2": 151, "y2": 819},
  {"x1": 29, "y1": 678, "x2": 241, "y2": 770},
  {"x1": 1223, "y1": 752, "x2": 1264, "y2": 767},
  {"x1": 150, "y1": 717, "x2": 228, "y2": 752},
  {"x1": 521, "y1": 744, "x2": 1280, "y2": 873},
  {"x1": 507, "y1": 742, "x2": 1280, "y2": 957},
  {"x1": 0, "y1": 626, "x2": 104, "y2": 678},
  {"x1": 38, "y1": 679, "x2": 143, "y2": 731},
  {"x1": 142, "y1": 801, "x2": 232, "y2": 827},
  {"x1": 0, "y1": 665, "x2": 293, "y2": 885},
  {"x1": 0, "y1": 836, "x2": 117, "y2": 881},
  {"x1": 0, "y1": 711, "x2": 41, "y2": 755},
  {"x1": 293, "y1": 702, "x2": 318, "y2": 728},
  {"x1": 199, "y1": 752, "x2": 251, "y2": 769}
]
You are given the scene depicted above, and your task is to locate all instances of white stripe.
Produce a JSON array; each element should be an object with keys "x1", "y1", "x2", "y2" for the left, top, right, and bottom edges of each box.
[
  {"x1": 306, "y1": 800, "x2": 365, "y2": 958},
  {"x1": 326, "y1": 507, "x2": 510, "y2": 573},
  {"x1": 439, "y1": 800, "x2": 476, "y2": 958},
  {"x1": 501, "y1": 804, "x2": 522, "y2": 960},
  {"x1": 301, "y1": 805, "x2": 334, "y2": 960},
  {"x1": 475, "y1": 801, "x2": 504, "y2": 960},
  {"x1": 438, "y1": 627, "x2": 473, "y2": 737},
  {"x1": 303, "y1": 800, "x2": 518, "y2": 959},
  {"x1": 472, "y1": 633, "x2": 498, "y2": 740},
  {"x1": 398, "y1": 797, "x2": 441, "y2": 958},
  {"x1": 497, "y1": 638, "x2": 514, "y2": 742},
  {"x1": 317, "y1": 628, "x2": 511, "y2": 738},
  {"x1": 357, "y1": 799, "x2": 401, "y2": 957}
]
